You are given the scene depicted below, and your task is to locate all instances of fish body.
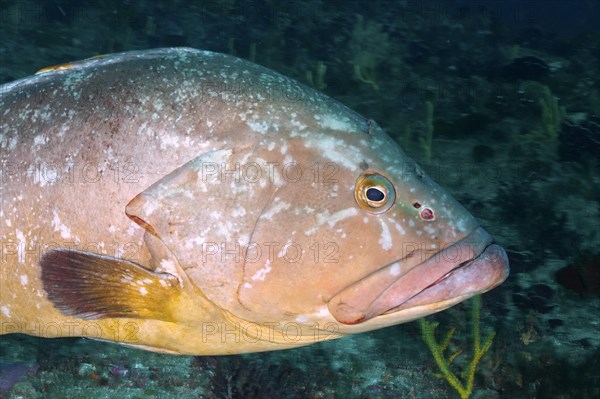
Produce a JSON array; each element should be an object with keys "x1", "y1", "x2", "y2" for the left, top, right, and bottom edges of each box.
[{"x1": 0, "y1": 48, "x2": 509, "y2": 355}]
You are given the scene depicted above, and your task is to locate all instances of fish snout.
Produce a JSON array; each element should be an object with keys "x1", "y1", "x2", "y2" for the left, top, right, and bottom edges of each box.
[{"x1": 327, "y1": 227, "x2": 510, "y2": 325}]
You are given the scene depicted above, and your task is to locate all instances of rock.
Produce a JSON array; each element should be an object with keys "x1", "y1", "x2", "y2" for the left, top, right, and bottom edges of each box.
[{"x1": 502, "y1": 56, "x2": 550, "y2": 81}]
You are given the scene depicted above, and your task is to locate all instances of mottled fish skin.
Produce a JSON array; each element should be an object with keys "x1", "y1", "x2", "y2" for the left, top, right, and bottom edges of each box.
[{"x1": 0, "y1": 48, "x2": 509, "y2": 355}]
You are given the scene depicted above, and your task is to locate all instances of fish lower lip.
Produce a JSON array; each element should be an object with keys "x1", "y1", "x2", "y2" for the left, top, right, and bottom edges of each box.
[
  {"x1": 386, "y1": 243, "x2": 509, "y2": 313},
  {"x1": 328, "y1": 227, "x2": 507, "y2": 324}
]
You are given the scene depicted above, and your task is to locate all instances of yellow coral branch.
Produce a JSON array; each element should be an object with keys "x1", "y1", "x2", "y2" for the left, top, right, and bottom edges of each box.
[
  {"x1": 418, "y1": 295, "x2": 495, "y2": 399},
  {"x1": 353, "y1": 64, "x2": 379, "y2": 91},
  {"x1": 307, "y1": 62, "x2": 327, "y2": 91}
]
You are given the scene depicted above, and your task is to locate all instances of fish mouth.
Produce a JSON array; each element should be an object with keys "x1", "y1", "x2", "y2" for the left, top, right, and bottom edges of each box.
[{"x1": 328, "y1": 227, "x2": 509, "y2": 325}]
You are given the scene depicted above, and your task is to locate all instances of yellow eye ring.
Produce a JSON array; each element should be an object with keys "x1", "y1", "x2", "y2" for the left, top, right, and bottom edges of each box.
[{"x1": 355, "y1": 173, "x2": 396, "y2": 214}]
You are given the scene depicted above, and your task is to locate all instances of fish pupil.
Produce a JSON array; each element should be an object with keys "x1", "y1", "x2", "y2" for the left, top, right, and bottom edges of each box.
[{"x1": 366, "y1": 187, "x2": 385, "y2": 202}]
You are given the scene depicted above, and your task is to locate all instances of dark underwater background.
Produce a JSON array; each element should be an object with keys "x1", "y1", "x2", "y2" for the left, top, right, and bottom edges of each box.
[{"x1": 0, "y1": 1, "x2": 599, "y2": 398}]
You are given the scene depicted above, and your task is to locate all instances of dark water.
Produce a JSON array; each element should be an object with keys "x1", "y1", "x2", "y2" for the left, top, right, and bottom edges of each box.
[{"x1": 1, "y1": 1, "x2": 599, "y2": 398}]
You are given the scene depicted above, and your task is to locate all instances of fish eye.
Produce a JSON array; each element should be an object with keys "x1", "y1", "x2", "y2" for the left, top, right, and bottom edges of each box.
[
  {"x1": 355, "y1": 173, "x2": 396, "y2": 214},
  {"x1": 366, "y1": 187, "x2": 385, "y2": 202}
]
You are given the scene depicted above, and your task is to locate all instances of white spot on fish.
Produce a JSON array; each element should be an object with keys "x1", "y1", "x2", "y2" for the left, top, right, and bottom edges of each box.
[
  {"x1": 283, "y1": 154, "x2": 294, "y2": 165},
  {"x1": 323, "y1": 208, "x2": 358, "y2": 228},
  {"x1": 389, "y1": 262, "x2": 401, "y2": 276},
  {"x1": 316, "y1": 114, "x2": 359, "y2": 133},
  {"x1": 20, "y1": 275, "x2": 28, "y2": 286},
  {"x1": 33, "y1": 134, "x2": 47, "y2": 145},
  {"x1": 126, "y1": 223, "x2": 137, "y2": 236},
  {"x1": 247, "y1": 120, "x2": 269, "y2": 134},
  {"x1": 1, "y1": 306, "x2": 11, "y2": 318},
  {"x1": 51, "y1": 210, "x2": 72, "y2": 239},
  {"x1": 216, "y1": 220, "x2": 236, "y2": 238},
  {"x1": 57, "y1": 124, "x2": 69, "y2": 138},
  {"x1": 159, "y1": 133, "x2": 181, "y2": 149},
  {"x1": 270, "y1": 167, "x2": 285, "y2": 188},
  {"x1": 394, "y1": 222, "x2": 406, "y2": 235},
  {"x1": 455, "y1": 217, "x2": 469, "y2": 233},
  {"x1": 304, "y1": 135, "x2": 362, "y2": 171},
  {"x1": 316, "y1": 306, "x2": 330, "y2": 318},
  {"x1": 305, "y1": 208, "x2": 358, "y2": 236},
  {"x1": 8, "y1": 137, "x2": 18, "y2": 150},
  {"x1": 231, "y1": 207, "x2": 247, "y2": 218},
  {"x1": 159, "y1": 259, "x2": 177, "y2": 275},
  {"x1": 139, "y1": 287, "x2": 148, "y2": 296},
  {"x1": 330, "y1": 183, "x2": 338, "y2": 198},
  {"x1": 379, "y1": 219, "x2": 392, "y2": 250},
  {"x1": 261, "y1": 200, "x2": 290, "y2": 220},
  {"x1": 153, "y1": 98, "x2": 164, "y2": 111},
  {"x1": 251, "y1": 259, "x2": 272, "y2": 281},
  {"x1": 238, "y1": 233, "x2": 250, "y2": 246},
  {"x1": 15, "y1": 230, "x2": 25, "y2": 263},
  {"x1": 184, "y1": 235, "x2": 206, "y2": 250}
]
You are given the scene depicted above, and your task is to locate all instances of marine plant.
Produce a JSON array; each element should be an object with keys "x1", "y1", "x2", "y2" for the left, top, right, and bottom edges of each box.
[
  {"x1": 307, "y1": 62, "x2": 327, "y2": 91},
  {"x1": 418, "y1": 295, "x2": 496, "y2": 399},
  {"x1": 538, "y1": 85, "x2": 564, "y2": 141},
  {"x1": 353, "y1": 63, "x2": 379, "y2": 91},
  {"x1": 348, "y1": 14, "x2": 390, "y2": 91},
  {"x1": 523, "y1": 82, "x2": 565, "y2": 143}
]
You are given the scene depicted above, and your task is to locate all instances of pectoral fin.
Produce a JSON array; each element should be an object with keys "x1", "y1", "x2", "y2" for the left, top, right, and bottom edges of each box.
[{"x1": 40, "y1": 249, "x2": 182, "y2": 321}]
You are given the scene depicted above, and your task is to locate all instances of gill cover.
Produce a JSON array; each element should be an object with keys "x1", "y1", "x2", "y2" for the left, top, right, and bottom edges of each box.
[{"x1": 125, "y1": 147, "x2": 278, "y2": 302}]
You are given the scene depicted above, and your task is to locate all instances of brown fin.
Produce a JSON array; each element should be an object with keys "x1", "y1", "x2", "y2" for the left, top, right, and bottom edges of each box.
[{"x1": 40, "y1": 249, "x2": 181, "y2": 321}]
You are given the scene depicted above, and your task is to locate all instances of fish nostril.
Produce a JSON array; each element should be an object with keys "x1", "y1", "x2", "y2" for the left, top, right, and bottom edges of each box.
[{"x1": 419, "y1": 207, "x2": 435, "y2": 221}]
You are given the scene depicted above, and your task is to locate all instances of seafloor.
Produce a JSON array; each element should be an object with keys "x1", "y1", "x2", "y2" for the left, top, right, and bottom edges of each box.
[{"x1": 1, "y1": 1, "x2": 599, "y2": 398}]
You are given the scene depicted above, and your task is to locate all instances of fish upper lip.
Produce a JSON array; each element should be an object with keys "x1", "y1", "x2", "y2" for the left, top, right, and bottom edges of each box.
[
  {"x1": 384, "y1": 242, "x2": 509, "y2": 314},
  {"x1": 328, "y1": 227, "x2": 503, "y2": 324}
]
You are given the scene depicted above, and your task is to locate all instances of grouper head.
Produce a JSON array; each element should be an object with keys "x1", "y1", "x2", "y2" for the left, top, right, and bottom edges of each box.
[
  {"x1": 20, "y1": 48, "x2": 508, "y2": 353},
  {"x1": 115, "y1": 49, "x2": 509, "y2": 338}
]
